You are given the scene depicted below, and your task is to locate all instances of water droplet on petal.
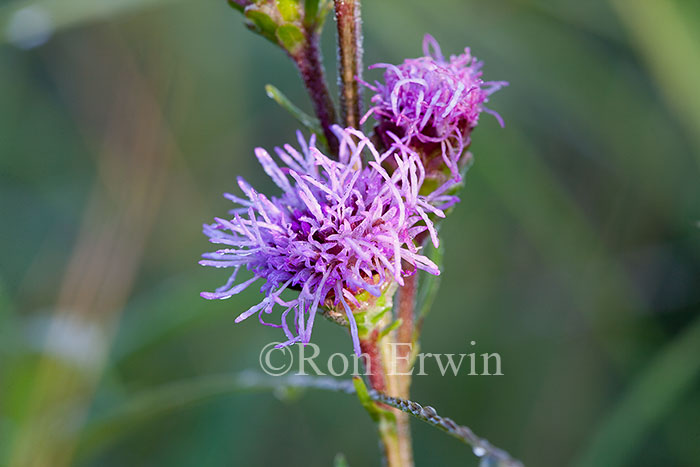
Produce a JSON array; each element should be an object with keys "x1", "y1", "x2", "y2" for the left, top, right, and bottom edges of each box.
[{"x1": 473, "y1": 446, "x2": 487, "y2": 457}]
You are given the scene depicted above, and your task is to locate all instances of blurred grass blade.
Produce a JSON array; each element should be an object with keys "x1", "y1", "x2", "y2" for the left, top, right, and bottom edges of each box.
[
  {"x1": 78, "y1": 371, "x2": 522, "y2": 465},
  {"x1": 610, "y1": 0, "x2": 700, "y2": 166},
  {"x1": 265, "y1": 84, "x2": 327, "y2": 145},
  {"x1": 0, "y1": 277, "x2": 15, "y2": 348},
  {"x1": 76, "y1": 372, "x2": 355, "y2": 462},
  {"x1": 334, "y1": 453, "x2": 349, "y2": 467},
  {"x1": 575, "y1": 314, "x2": 700, "y2": 466},
  {"x1": 0, "y1": 0, "x2": 181, "y2": 47},
  {"x1": 416, "y1": 241, "x2": 444, "y2": 320}
]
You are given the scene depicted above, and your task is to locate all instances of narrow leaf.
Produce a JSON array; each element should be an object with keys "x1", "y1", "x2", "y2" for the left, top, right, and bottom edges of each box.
[
  {"x1": 265, "y1": 84, "x2": 327, "y2": 146},
  {"x1": 377, "y1": 318, "x2": 401, "y2": 340},
  {"x1": 352, "y1": 376, "x2": 382, "y2": 422}
]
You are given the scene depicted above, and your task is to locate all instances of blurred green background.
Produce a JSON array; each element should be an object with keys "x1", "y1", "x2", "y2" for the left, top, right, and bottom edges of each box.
[{"x1": 1, "y1": 0, "x2": 699, "y2": 466}]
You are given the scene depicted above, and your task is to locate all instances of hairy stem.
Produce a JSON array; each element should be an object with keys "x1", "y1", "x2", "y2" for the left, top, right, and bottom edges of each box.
[
  {"x1": 360, "y1": 313, "x2": 414, "y2": 466},
  {"x1": 293, "y1": 33, "x2": 338, "y2": 153},
  {"x1": 397, "y1": 273, "x2": 416, "y2": 397},
  {"x1": 334, "y1": 0, "x2": 363, "y2": 128},
  {"x1": 392, "y1": 411, "x2": 413, "y2": 467},
  {"x1": 393, "y1": 274, "x2": 416, "y2": 466},
  {"x1": 361, "y1": 335, "x2": 412, "y2": 467},
  {"x1": 360, "y1": 332, "x2": 387, "y2": 393},
  {"x1": 378, "y1": 415, "x2": 404, "y2": 467}
]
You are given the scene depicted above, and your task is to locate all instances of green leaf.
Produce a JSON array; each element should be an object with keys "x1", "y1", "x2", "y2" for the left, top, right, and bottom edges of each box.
[
  {"x1": 276, "y1": 0, "x2": 300, "y2": 22},
  {"x1": 275, "y1": 24, "x2": 305, "y2": 55},
  {"x1": 264, "y1": 84, "x2": 326, "y2": 144},
  {"x1": 352, "y1": 377, "x2": 383, "y2": 423},
  {"x1": 378, "y1": 318, "x2": 401, "y2": 341},
  {"x1": 227, "y1": 0, "x2": 246, "y2": 12},
  {"x1": 244, "y1": 9, "x2": 278, "y2": 43},
  {"x1": 305, "y1": 0, "x2": 331, "y2": 30},
  {"x1": 304, "y1": 0, "x2": 319, "y2": 24}
]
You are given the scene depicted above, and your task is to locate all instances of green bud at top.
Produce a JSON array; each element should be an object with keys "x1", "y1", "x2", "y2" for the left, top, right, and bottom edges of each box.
[{"x1": 226, "y1": 0, "x2": 332, "y2": 58}]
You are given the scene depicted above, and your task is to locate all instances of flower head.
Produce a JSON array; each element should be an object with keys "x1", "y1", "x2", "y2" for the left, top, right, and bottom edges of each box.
[
  {"x1": 200, "y1": 126, "x2": 455, "y2": 355},
  {"x1": 360, "y1": 34, "x2": 507, "y2": 177}
]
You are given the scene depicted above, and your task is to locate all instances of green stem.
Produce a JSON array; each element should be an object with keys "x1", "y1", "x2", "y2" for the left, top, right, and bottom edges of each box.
[
  {"x1": 360, "y1": 336, "x2": 412, "y2": 467},
  {"x1": 356, "y1": 287, "x2": 414, "y2": 467},
  {"x1": 394, "y1": 274, "x2": 416, "y2": 466},
  {"x1": 378, "y1": 413, "x2": 404, "y2": 466}
]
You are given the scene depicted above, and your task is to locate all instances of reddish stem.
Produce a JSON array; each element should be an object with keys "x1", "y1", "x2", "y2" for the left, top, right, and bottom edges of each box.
[
  {"x1": 396, "y1": 273, "x2": 416, "y2": 396},
  {"x1": 360, "y1": 330, "x2": 386, "y2": 392},
  {"x1": 293, "y1": 33, "x2": 339, "y2": 154}
]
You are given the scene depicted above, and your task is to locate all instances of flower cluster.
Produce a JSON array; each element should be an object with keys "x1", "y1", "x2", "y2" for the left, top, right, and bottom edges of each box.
[
  {"x1": 200, "y1": 126, "x2": 456, "y2": 354},
  {"x1": 360, "y1": 34, "x2": 507, "y2": 177},
  {"x1": 201, "y1": 35, "x2": 506, "y2": 356}
]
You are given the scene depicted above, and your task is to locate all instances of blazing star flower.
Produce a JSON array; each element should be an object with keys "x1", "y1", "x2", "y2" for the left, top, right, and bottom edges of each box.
[
  {"x1": 200, "y1": 126, "x2": 455, "y2": 355},
  {"x1": 360, "y1": 34, "x2": 507, "y2": 177}
]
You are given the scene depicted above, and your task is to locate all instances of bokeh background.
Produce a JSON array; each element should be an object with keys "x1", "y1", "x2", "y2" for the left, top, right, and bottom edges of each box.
[{"x1": 1, "y1": 0, "x2": 699, "y2": 466}]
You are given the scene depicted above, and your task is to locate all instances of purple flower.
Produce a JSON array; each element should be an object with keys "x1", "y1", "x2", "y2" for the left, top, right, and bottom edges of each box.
[
  {"x1": 200, "y1": 126, "x2": 455, "y2": 355},
  {"x1": 360, "y1": 34, "x2": 507, "y2": 176}
]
